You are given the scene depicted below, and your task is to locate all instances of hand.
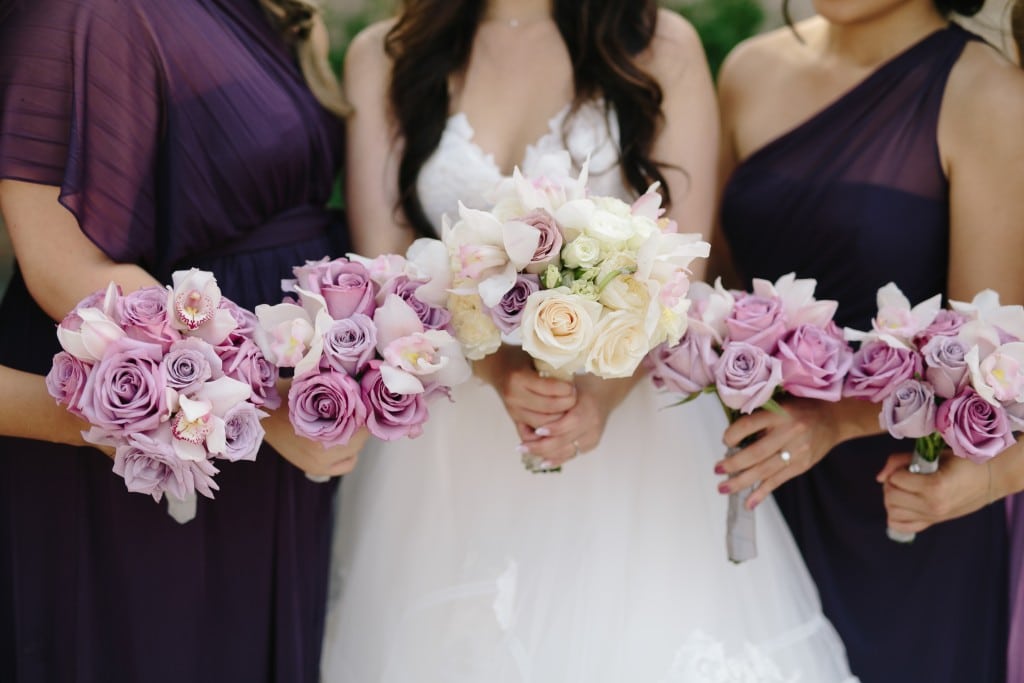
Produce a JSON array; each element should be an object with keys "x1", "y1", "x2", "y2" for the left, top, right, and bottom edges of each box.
[
  {"x1": 517, "y1": 373, "x2": 638, "y2": 469},
  {"x1": 877, "y1": 452, "x2": 992, "y2": 536},
  {"x1": 715, "y1": 397, "x2": 844, "y2": 510},
  {"x1": 263, "y1": 406, "x2": 368, "y2": 478},
  {"x1": 476, "y1": 345, "x2": 577, "y2": 430}
]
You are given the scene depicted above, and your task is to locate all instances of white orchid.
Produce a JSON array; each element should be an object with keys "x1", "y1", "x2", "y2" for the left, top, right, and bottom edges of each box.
[
  {"x1": 845, "y1": 282, "x2": 940, "y2": 348},
  {"x1": 167, "y1": 268, "x2": 237, "y2": 344},
  {"x1": 170, "y1": 376, "x2": 253, "y2": 462}
]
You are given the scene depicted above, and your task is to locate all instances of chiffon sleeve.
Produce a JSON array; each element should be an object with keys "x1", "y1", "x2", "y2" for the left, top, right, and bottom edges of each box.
[{"x1": 0, "y1": 0, "x2": 163, "y2": 265}]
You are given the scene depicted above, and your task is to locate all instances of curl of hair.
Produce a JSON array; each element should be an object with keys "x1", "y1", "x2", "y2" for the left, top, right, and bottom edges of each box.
[
  {"x1": 783, "y1": 0, "x2": 986, "y2": 22},
  {"x1": 386, "y1": 0, "x2": 665, "y2": 238},
  {"x1": 259, "y1": 0, "x2": 350, "y2": 116}
]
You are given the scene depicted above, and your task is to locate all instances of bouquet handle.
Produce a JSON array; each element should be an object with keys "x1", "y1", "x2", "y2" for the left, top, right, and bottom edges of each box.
[
  {"x1": 725, "y1": 444, "x2": 757, "y2": 563},
  {"x1": 166, "y1": 492, "x2": 197, "y2": 524},
  {"x1": 306, "y1": 473, "x2": 331, "y2": 483},
  {"x1": 886, "y1": 441, "x2": 940, "y2": 543}
]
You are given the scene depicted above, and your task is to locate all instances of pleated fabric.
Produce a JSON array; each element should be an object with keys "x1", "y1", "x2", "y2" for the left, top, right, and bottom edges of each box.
[
  {"x1": 721, "y1": 24, "x2": 1008, "y2": 683},
  {"x1": 0, "y1": 1, "x2": 347, "y2": 681}
]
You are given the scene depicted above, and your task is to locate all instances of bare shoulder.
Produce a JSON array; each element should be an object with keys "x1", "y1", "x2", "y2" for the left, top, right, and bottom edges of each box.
[
  {"x1": 645, "y1": 9, "x2": 709, "y2": 82},
  {"x1": 343, "y1": 18, "x2": 397, "y2": 74},
  {"x1": 942, "y1": 37, "x2": 1024, "y2": 153},
  {"x1": 718, "y1": 19, "x2": 816, "y2": 104}
]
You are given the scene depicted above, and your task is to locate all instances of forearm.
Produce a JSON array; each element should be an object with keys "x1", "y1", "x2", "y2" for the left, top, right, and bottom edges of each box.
[
  {"x1": 989, "y1": 440, "x2": 1024, "y2": 502},
  {"x1": 0, "y1": 366, "x2": 91, "y2": 446},
  {"x1": 828, "y1": 396, "x2": 885, "y2": 445}
]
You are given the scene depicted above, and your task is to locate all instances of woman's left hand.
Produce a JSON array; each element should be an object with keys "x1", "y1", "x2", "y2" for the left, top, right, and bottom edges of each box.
[
  {"x1": 715, "y1": 398, "x2": 843, "y2": 510},
  {"x1": 876, "y1": 452, "x2": 992, "y2": 536},
  {"x1": 517, "y1": 374, "x2": 638, "y2": 469}
]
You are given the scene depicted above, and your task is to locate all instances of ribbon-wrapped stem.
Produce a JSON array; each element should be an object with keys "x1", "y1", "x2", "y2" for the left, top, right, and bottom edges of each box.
[{"x1": 886, "y1": 432, "x2": 944, "y2": 543}]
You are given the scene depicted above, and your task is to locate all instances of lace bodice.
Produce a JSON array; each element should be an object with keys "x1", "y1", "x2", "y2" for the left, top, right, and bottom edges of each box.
[{"x1": 416, "y1": 100, "x2": 628, "y2": 234}]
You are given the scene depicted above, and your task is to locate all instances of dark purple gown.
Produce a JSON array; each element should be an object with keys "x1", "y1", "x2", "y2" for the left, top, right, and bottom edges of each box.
[
  {"x1": 721, "y1": 25, "x2": 1008, "y2": 683},
  {"x1": 0, "y1": 1, "x2": 347, "y2": 680}
]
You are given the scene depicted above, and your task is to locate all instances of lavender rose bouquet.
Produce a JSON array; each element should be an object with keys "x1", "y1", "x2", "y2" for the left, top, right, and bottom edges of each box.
[
  {"x1": 254, "y1": 244, "x2": 470, "y2": 453},
  {"x1": 46, "y1": 269, "x2": 276, "y2": 523},
  {"x1": 647, "y1": 273, "x2": 853, "y2": 562},
  {"x1": 844, "y1": 283, "x2": 1024, "y2": 541}
]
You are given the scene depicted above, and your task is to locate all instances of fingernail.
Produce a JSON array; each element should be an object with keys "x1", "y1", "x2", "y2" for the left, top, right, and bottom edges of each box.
[
  {"x1": 535, "y1": 427, "x2": 551, "y2": 437},
  {"x1": 540, "y1": 460, "x2": 555, "y2": 470},
  {"x1": 714, "y1": 463, "x2": 726, "y2": 475},
  {"x1": 516, "y1": 444, "x2": 530, "y2": 454},
  {"x1": 717, "y1": 483, "x2": 731, "y2": 494},
  {"x1": 747, "y1": 499, "x2": 760, "y2": 511}
]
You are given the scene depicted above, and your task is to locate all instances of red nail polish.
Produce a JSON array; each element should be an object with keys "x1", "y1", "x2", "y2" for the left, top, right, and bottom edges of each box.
[
  {"x1": 714, "y1": 463, "x2": 726, "y2": 475},
  {"x1": 717, "y1": 483, "x2": 730, "y2": 494}
]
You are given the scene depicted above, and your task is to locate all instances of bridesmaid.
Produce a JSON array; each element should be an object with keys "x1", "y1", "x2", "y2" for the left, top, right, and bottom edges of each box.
[
  {"x1": 712, "y1": 0, "x2": 1024, "y2": 681},
  {"x1": 0, "y1": 1, "x2": 365, "y2": 681}
]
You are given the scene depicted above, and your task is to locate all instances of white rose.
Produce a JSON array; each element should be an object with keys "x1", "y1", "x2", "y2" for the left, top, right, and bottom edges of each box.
[
  {"x1": 521, "y1": 289, "x2": 603, "y2": 373},
  {"x1": 561, "y1": 236, "x2": 602, "y2": 269},
  {"x1": 599, "y1": 273, "x2": 651, "y2": 313},
  {"x1": 585, "y1": 202, "x2": 634, "y2": 247},
  {"x1": 449, "y1": 293, "x2": 502, "y2": 360},
  {"x1": 585, "y1": 310, "x2": 651, "y2": 378}
]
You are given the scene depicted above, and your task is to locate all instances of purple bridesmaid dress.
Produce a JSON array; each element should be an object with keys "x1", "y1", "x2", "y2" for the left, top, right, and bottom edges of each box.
[
  {"x1": 721, "y1": 24, "x2": 1009, "y2": 683},
  {"x1": 0, "y1": 0, "x2": 347, "y2": 680}
]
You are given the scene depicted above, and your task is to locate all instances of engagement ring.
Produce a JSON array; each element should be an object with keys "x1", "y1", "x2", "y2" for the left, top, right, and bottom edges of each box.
[{"x1": 779, "y1": 450, "x2": 792, "y2": 464}]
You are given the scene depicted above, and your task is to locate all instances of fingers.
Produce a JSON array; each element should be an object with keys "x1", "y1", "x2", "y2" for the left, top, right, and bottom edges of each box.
[
  {"x1": 875, "y1": 453, "x2": 913, "y2": 484},
  {"x1": 723, "y1": 409, "x2": 784, "y2": 448},
  {"x1": 715, "y1": 419, "x2": 802, "y2": 479}
]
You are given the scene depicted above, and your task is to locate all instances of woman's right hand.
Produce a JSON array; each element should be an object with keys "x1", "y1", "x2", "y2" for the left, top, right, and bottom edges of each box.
[{"x1": 474, "y1": 345, "x2": 577, "y2": 432}]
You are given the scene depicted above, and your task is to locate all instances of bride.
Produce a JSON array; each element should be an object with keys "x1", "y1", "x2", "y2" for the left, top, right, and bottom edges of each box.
[{"x1": 322, "y1": 1, "x2": 857, "y2": 681}]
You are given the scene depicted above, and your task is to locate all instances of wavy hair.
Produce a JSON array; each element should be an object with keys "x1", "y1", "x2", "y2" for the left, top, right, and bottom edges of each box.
[{"x1": 384, "y1": 0, "x2": 665, "y2": 237}]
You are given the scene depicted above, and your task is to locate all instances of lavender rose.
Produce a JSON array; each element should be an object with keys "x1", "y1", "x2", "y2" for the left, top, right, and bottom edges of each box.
[
  {"x1": 293, "y1": 258, "x2": 378, "y2": 320},
  {"x1": 78, "y1": 337, "x2": 168, "y2": 437},
  {"x1": 321, "y1": 314, "x2": 377, "y2": 376},
  {"x1": 219, "y1": 403, "x2": 266, "y2": 462},
  {"x1": 288, "y1": 371, "x2": 368, "y2": 447},
  {"x1": 383, "y1": 275, "x2": 452, "y2": 331},
  {"x1": 843, "y1": 340, "x2": 923, "y2": 402},
  {"x1": 518, "y1": 209, "x2": 564, "y2": 273},
  {"x1": 936, "y1": 388, "x2": 1015, "y2": 463},
  {"x1": 714, "y1": 341, "x2": 783, "y2": 414},
  {"x1": 220, "y1": 340, "x2": 281, "y2": 409},
  {"x1": 648, "y1": 333, "x2": 719, "y2": 396},
  {"x1": 219, "y1": 298, "x2": 260, "y2": 346},
  {"x1": 921, "y1": 335, "x2": 969, "y2": 399},
  {"x1": 164, "y1": 337, "x2": 223, "y2": 395},
  {"x1": 488, "y1": 274, "x2": 541, "y2": 335},
  {"x1": 360, "y1": 361, "x2": 429, "y2": 441},
  {"x1": 117, "y1": 286, "x2": 181, "y2": 351},
  {"x1": 880, "y1": 379, "x2": 936, "y2": 439},
  {"x1": 46, "y1": 351, "x2": 91, "y2": 417},
  {"x1": 777, "y1": 324, "x2": 852, "y2": 401},
  {"x1": 914, "y1": 309, "x2": 968, "y2": 347},
  {"x1": 113, "y1": 427, "x2": 219, "y2": 502},
  {"x1": 725, "y1": 294, "x2": 787, "y2": 353}
]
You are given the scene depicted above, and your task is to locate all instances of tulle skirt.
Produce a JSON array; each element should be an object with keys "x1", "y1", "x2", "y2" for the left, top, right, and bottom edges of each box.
[{"x1": 322, "y1": 379, "x2": 857, "y2": 683}]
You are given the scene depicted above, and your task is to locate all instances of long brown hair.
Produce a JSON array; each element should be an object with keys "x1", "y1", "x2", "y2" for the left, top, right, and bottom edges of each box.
[
  {"x1": 1013, "y1": 0, "x2": 1024, "y2": 63},
  {"x1": 385, "y1": 0, "x2": 666, "y2": 237}
]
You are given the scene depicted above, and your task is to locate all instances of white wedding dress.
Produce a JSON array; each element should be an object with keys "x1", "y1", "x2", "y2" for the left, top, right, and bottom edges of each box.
[{"x1": 321, "y1": 102, "x2": 858, "y2": 683}]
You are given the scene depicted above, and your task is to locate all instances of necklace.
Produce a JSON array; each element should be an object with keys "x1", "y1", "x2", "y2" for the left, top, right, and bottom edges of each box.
[{"x1": 485, "y1": 14, "x2": 549, "y2": 28}]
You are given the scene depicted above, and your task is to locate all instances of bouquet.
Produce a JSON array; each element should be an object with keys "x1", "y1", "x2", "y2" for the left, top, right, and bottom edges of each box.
[
  {"x1": 254, "y1": 244, "x2": 471, "y2": 455},
  {"x1": 46, "y1": 269, "x2": 277, "y2": 523},
  {"x1": 439, "y1": 152, "x2": 710, "y2": 470},
  {"x1": 648, "y1": 273, "x2": 853, "y2": 562},
  {"x1": 844, "y1": 283, "x2": 1024, "y2": 541}
]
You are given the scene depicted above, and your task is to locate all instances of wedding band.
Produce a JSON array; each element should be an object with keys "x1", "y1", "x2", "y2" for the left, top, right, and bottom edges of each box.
[{"x1": 779, "y1": 450, "x2": 792, "y2": 464}]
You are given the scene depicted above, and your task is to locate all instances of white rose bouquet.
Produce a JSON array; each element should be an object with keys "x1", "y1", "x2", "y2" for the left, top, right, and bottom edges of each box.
[{"x1": 439, "y1": 152, "x2": 710, "y2": 468}]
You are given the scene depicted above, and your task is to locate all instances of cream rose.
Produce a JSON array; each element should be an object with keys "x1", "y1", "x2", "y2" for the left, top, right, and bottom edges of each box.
[
  {"x1": 561, "y1": 235, "x2": 602, "y2": 269},
  {"x1": 521, "y1": 289, "x2": 603, "y2": 373},
  {"x1": 585, "y1": 310, "x2": 651, "y2": 378},
  {"x1": 449, "y1": 293, "x2": 502, "y2": 360}
]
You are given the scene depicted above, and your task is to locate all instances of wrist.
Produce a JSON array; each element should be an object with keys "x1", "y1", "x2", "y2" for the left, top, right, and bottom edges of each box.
[{"x1": 989, "y1": 442, "x2": 1024, "y2": 501}]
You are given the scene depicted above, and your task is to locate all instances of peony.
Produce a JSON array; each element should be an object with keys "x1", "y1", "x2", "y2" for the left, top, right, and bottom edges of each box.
[
  {"x1": 520, "y1": 288, "x2": 603, "y2": 374},
  {"x1": 288, "y1": 371, "x2": 368, "y2": 448},
  {"x1": 880, "y1": 379, "x2": 936, "y2": 439},
  {"x1": 936, "y1": 387, "x2": 1015, "y2": 463},
  {"x1": 714, "y1": 342, "x2": 783, "y2": 414}
]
